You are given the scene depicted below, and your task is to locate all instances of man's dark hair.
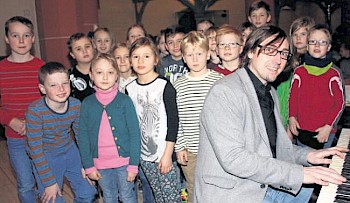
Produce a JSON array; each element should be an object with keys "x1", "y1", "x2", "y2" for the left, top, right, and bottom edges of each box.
[{"x1": 240, "y1": 25, "x2": 290, "y2": 69}]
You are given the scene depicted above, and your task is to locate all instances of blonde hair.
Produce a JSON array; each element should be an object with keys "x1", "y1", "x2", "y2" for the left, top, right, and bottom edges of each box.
[
  {"x1": 112, "y1": 42, "x2": 129, "y2": 53},
  {"x1": 91, "y1": 53, "x2": 120, "y2": 76},
  {"x1": 92, "y1": 27, "x2": 115, "y2": 48},
  {"x1": 308, "y1": 24, "x2": 332, "y2": 43},
  {"x1": 180, "y1": 31, "x2": 209, "y2": 54},
  {"x1": 289, "y1": 16, "x2": 315, "y2": 37}
]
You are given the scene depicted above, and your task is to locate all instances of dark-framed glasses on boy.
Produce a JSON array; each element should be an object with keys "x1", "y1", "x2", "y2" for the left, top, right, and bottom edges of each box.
[{"x1": 307, "y1": 40, "x2": 329, "y2": 46}]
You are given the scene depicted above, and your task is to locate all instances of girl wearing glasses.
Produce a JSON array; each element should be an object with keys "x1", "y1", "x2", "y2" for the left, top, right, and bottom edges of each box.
[{"x1": 289, "y1": 24, "x2": 345, "y2": 150}]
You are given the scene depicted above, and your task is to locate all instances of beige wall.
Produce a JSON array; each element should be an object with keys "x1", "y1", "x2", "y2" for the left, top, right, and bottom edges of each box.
[
  {"x1": 98, "y1": 0, "x2": 246, "y2": 43},
  {"x1": 0, "y1": 1, "x2": 41, "y2": 58},
  {"x1": 278, "y1": 2, "x2": 341, "y2": 35},
  {"x1": 1, "y1": 1, "x2": 341, "y2": 58}
]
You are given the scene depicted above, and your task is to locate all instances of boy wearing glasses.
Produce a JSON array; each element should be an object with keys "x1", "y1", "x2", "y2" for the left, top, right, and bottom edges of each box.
[
  {"x1": 289, "y1": 24, "x2": 345, "y2": 150},
  {"x1": 194, "y1": 25, "x2": 347, "y2": 203},
  {"x1": 213, "y1": 25, "x2": 243, "y2": 75}
]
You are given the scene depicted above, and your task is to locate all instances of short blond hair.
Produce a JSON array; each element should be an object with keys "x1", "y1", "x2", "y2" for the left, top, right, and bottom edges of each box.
[
  {"x1": 308, "y1": 24, "x2": 332, "y2": 44},
  {"x1": 180, "y1": 31, "x2": 209, "y2": 55}
]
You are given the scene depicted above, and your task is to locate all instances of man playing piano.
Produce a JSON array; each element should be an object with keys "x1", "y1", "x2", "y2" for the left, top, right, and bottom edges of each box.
[{"x1": 193, "y1": 25, "x2": 348, "y2": 203}]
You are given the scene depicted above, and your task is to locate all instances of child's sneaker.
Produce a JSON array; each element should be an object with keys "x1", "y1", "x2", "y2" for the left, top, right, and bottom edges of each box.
[{"x1": 181, "y1": 188, "x2": 188, "y2": 203}]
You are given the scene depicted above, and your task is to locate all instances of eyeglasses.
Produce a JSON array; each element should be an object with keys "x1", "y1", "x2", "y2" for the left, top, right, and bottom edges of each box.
[
  {"x1": 217, "y1": 42, "x2": 241, "y2": 49},
  {"x1": 307, "y1": 40, "x2": 329, "y2": 46},
  {"x1": 258, "y1": 45, "x2": 292, "y2": 60}
]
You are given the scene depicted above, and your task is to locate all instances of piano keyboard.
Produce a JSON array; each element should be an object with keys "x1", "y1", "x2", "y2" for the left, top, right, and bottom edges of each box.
[{"x1": 317, "y1": 128, "x2": 350, "y2": 203}]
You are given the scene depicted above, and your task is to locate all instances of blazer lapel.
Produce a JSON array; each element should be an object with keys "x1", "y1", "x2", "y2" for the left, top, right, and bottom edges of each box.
[{"x1": 236, "y1": 69, "x2": 271, "y2": 149}]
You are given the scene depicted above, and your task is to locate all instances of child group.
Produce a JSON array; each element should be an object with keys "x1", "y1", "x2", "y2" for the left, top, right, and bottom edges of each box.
[{"x1": 0, "y1": 0, "x2": 345, "y2": 202}]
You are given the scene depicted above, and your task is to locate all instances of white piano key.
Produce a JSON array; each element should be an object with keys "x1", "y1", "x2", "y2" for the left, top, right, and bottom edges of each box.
[{"x1": 317, "y1": 128, "x2": 350, "y2": 203}]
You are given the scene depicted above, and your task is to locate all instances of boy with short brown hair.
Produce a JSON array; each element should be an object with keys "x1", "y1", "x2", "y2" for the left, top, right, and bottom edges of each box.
[{"x1": 0, "y1": 16, "x2": 45, "y2": 202}]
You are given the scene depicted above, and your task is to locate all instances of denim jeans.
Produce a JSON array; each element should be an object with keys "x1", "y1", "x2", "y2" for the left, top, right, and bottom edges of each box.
[
  {"x1": 98, "y1": 165, "x2": 136, "y2": 203},
  {"x1": 323, "y1": 133, "x2": 335, "y2": 149},
  {"x1": 33, "y1": 143, "x2": 96, "y2": 203},
  {"x1": 135, "y1": 166, "x2": 155, "y2": 203},
  {"x1": 262, "y1": 186, "x2": 313, "y2": 203},
  {"x1": 7, "y1": 138, "x2": 37, "y2": 203}
]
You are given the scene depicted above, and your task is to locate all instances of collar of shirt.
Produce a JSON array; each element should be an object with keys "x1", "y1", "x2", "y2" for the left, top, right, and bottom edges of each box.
[{"x1": 244, "y1": 66, "x2": 271, "y2": 96}]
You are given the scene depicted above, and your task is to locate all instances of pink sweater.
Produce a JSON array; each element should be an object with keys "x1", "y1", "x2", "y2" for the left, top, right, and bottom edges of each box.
[{"x1": 85, "y1": 84, "x2": 138, "y2": 174}]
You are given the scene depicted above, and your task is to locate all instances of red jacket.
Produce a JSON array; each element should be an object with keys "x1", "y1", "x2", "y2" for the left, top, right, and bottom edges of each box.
[{"x1": 289, "y1": 64, "x2": 344, "y2": 132}]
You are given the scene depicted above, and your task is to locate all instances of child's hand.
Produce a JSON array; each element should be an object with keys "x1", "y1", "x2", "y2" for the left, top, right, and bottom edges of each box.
[
  {"x1": 9, "y1": 117, "x2": 26, "y2": 136},
  {"x1": 81, "y1": 168, "x2": 95, "y2": 185},
  {"x1": 315, "y1": 124, "x2": 332, "y2": 143},
  {"x1": 158, "y1": 155, "x2": 172, "y2": 174},
  {"x1": 127, "y1": 172, "x2": 137, "y2": 182},
  {"x1": 289, "y1": 117, "x2": 300, "y2": 135},
  {"x1": 41, "y1": 183, "x2": 62, "y2": 203},
  {"x1": 87, "y1": 171, "x2": 102, "y2": 181},
  {"x1": 176, "y1": 150, "x2": 188, "y2": 165},
  {"x1": 286, "y1": 127, "x2": 294, "y2": 141}
]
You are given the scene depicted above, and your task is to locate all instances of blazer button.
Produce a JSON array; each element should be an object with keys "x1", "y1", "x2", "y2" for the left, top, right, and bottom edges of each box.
[
  {"x1": 108, "y1": 116, "x2": 111, "y2": 120},
  {"x1": 111, "y1": 127, "x2": 115, "y2": 130},
  {"x1": 114, "y1": 137, "x2": 118, "y2": 141},
  {"x1": 117, "y1": 146, "x2": 120, "y2": 149},
  {"x1": 260, "y1": 184, "x2": 265, "y2": 189}
]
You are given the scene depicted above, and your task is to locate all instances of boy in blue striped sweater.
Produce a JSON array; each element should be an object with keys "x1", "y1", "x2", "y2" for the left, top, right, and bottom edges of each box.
[{"x1": 26, "y1": 62, "x2": 96, "y2": 203}]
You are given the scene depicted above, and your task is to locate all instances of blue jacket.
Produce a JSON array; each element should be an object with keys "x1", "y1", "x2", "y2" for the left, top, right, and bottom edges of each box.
[{"x1": 78, "y1": 92, "x2": 141, "y2": 169}]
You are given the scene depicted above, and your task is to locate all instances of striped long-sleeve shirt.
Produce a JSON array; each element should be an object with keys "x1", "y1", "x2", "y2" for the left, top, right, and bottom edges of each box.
[
  {"x1": 0, "y1": 57, "x2": 45, "y2": 138},
  {"x1": 174, "y1": 70, "x2": 223, "y2": 154},
  {"x1": 26, "y1": 97, "x2": 80, "y2": 187}
]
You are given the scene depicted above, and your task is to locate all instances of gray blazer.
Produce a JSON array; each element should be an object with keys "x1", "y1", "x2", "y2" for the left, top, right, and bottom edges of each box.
[{"x1": 193, "y1": 68, "x2": 313, "y2": 203}]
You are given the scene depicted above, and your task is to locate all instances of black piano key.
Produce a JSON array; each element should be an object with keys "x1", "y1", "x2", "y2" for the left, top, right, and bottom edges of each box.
[
  {"x1": 335, "y1": 200, "x2": 350, "y2": 203},
  {"x1": 335, "y1": 194, "x2": 350, "y2": 201},
  {"x1": 337, "y1": 186, "x2": 350, "y2": 192},
  {"x1": 335, "y1": 199, "x2": 350, "y2": 203},
  {"x1": 337, "y1": 190, "x2": 350, "y2": 196}
]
